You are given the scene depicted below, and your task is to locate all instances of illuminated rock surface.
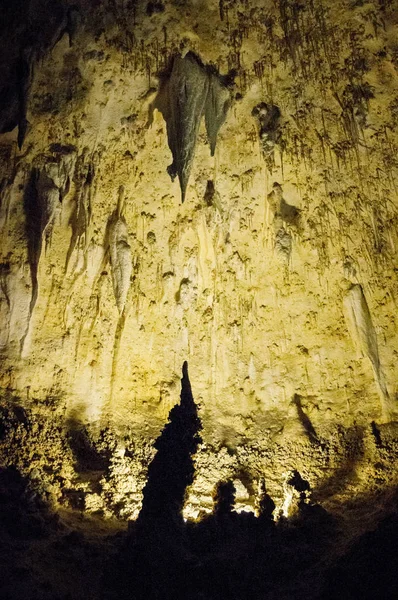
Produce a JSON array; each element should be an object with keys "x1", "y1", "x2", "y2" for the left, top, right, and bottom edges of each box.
[{"x1": 1, "y1": 0, "x2": 398, "y2": 598}]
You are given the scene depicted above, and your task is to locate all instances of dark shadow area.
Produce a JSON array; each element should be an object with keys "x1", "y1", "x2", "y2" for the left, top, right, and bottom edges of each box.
[
  {"x1": 1, "y1": 377, "x2": 398, "y2": 599},
  {"x1": 292, "y1": 393, "x2": 319, "y2": 444},
  {"x1": 64, "y1": 419, "x2": 113, "y2": 511},
  {"x1": 0, "y1": 466, "x2": 59, "y2": 540},
  {"x1": 66, "y1": 421, "x2": 111, "y2": 474},
  {"x1": 322, "y1": 503, "x2": 398, "y2": 600},
  {"x1": 313, "y1": 425, "x2": 365, "y2": 503},
  {"x1": 106, "y1": 361, "x2": 203, "y2": 600},
  {"x1": 0, "y1": 466, "x2": 63, "y2": 600},
  {"x1": 0, "y1": 464, "x2": 117, "y2": 600}
]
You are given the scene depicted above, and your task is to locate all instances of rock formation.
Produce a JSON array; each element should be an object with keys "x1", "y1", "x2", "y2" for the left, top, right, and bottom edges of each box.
[
  {"x1": 152, "y1": 51, "x2": 233, "y2": 202},
  {"x1": 1, "y1": 0, "x2": 398, "y2": 597}
]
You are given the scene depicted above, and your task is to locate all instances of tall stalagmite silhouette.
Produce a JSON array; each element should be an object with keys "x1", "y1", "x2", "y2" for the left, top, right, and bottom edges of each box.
[
  {"x1": 115, "y1": 362, "x2": 202, "y2": 600},
  {"x1": 138, "y1": 360, "x2": 202, "y2": 527}
]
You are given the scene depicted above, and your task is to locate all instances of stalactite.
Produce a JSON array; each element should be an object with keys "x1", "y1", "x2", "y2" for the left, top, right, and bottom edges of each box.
[
  {"x1": 343, "y1": 283, "x2": 394, "y2": 421},
  {"x1": 204, "y1": 71, "x2": 232, "y2": 157},
  {"x1": 107, "y1": 186, "x2": 132, "y2": 314},
  {"x1": 152, "y1": 53, "x2": 209, "y2": 203},
  {"x1": 152, "y1": 52, "x2": 233, "y2": 202},
  {"x1": 65, "y1": 154, "x2": 94, "y2": 274},
  {"x1": 21, "y1": 169, "x2": 41, "y2": 354},
  {"x1": 36, "y1": 156, "x2": 73, "y2": 251}
]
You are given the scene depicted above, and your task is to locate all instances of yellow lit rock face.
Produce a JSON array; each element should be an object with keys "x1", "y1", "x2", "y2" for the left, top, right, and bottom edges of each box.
[{"x1": 1, "y1": 0, "x2": 398, "y2": 521}]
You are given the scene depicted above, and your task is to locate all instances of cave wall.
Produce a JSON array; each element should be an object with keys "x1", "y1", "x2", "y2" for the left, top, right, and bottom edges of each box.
[{"x1": 1, "y1": 0, "x2": 398, "y2": 519}]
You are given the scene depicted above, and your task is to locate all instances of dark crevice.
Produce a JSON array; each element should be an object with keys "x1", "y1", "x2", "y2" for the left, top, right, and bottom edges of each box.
[{"x1": 371, "y1": 420, "x2": 383, "y2": 447}]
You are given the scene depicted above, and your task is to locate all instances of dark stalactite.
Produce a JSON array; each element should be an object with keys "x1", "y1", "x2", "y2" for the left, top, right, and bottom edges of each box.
[
  {"x1": 21, "y1": 158, "x2": 70, "y2": 351},
  {"x1": 66, "y1": 6, "x2": 81, "y2": 47},
  {"x1": 154, "y1": 53, "x2": 209, "y2": 203},
  {"x1": 65, "y1": 156, "x2": 94, "y2": 273},
  {"x1": 204, "y1": 70, "x2": 231, "y2": 156},
  {"x1": 21, "y1": 169, "x2": 42, "y2": 353},
  {"x1": 152, "y1": 52, "x2": 233, "y2": 202}
]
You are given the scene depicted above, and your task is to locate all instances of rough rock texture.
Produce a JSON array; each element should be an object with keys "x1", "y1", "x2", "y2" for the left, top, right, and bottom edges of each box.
[{"x1": 1, "y1": 0, "x2": 398, "y2": 557}]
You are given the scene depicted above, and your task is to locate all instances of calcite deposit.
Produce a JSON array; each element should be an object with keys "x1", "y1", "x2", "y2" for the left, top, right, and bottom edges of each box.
[{"x1": 1, "y1": 0, "x2": 398, "y2": 537}]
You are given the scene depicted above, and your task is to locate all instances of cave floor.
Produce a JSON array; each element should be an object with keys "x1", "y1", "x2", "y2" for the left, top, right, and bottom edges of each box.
[{"x1": 1, "y1": 466, "x2": 398, "y2": 600}]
